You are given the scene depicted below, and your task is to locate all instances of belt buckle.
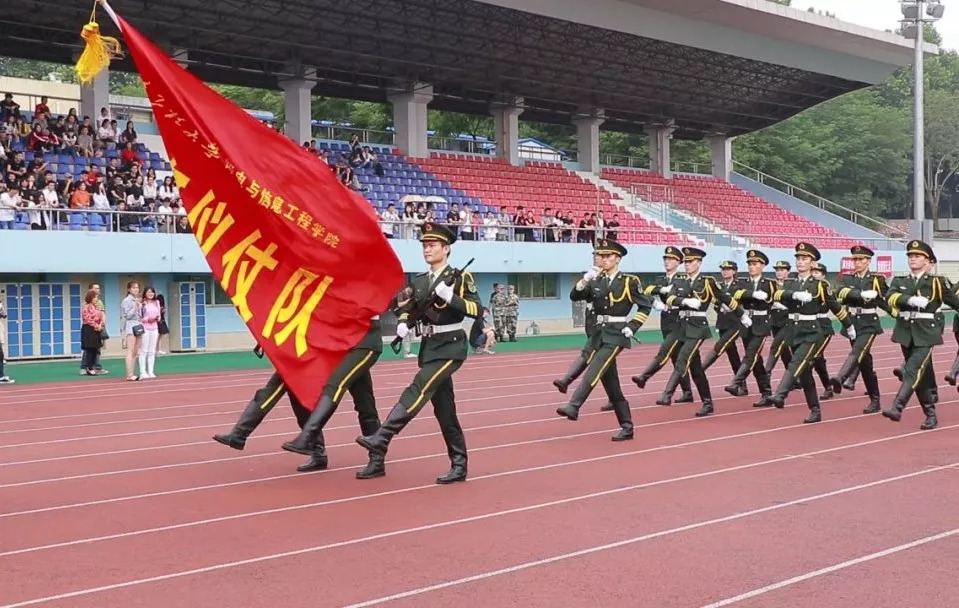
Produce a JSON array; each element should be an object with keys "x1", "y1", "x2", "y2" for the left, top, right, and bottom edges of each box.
[{"x1": 422, "y1": 325, "x2": 434, "y2": 338}]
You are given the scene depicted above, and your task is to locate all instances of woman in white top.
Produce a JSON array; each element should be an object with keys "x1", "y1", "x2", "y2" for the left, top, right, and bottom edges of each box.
[{"x1": 120, "y1": 281, "x2": 143, "y2": 381}]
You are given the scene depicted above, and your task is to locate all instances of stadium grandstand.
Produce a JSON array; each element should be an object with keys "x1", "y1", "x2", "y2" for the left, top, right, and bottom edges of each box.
[{"x1": 0, "y1": 0, "x2": 926, "y2": 359}]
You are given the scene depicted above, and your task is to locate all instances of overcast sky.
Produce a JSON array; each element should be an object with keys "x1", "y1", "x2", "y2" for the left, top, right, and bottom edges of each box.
[{"x1": 790, "y1": 0, "x2": 959, "y2": 50}]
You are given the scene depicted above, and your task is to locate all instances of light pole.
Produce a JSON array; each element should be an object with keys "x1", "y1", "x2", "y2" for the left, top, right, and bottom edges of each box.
[{"x1": 901, "y1": 0, "x2": 945, "y2": 238}]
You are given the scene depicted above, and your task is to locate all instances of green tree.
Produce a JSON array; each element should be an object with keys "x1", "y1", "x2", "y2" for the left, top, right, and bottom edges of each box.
[{"x1": 922, "y1": 89, "x2": 959, "y2": 228}]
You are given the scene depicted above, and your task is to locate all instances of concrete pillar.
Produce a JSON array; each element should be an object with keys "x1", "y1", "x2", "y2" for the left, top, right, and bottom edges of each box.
[
  {"x1": 388, "y1": 82, "x2": 433, "y2": 158},
  {"x1": 572, "y1": 107, "x2": 605, "y2": 173},
  {"x1": 79, "y1": 70, "x2": 109, "y2": 123},
  {"x1": 645, "y1": 120, "x2": 676, "y2": 178},
  {"x1": 709, "y1": 135, "x2": 733, "y2": 180},
  {"x1": 490, "y1": 97, "x2": 524, "y2": 165},
  {"x1": 279, "y1": 67, "x2": 317, "y2": 144}
]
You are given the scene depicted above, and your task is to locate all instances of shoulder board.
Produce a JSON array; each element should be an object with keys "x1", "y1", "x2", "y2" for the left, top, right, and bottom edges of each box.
[
  {"x1": 415, "y1": 271, "x2": 429, "y2": 278},
  {"x1": 623, "y1": 273, "x2": 640, "y2": 281}
]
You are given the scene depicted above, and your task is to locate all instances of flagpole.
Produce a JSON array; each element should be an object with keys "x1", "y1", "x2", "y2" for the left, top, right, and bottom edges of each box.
[{"x1": 95, "y1": 0, "x2": 120, "y2": 28}]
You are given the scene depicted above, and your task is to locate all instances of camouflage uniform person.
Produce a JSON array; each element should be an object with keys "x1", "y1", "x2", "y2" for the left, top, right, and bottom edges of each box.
[
  {"x1": 489, "y1": 284, "x2": 508, "y2": 342},
  {"x1": 503, "y1": 285, "x2": 520, "y2": 341}
]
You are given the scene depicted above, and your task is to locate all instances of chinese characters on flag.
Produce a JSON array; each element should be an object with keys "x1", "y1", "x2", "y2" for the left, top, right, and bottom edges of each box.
[{"x1": 110, "y1": 14, "x2": 403, "y2": 409}]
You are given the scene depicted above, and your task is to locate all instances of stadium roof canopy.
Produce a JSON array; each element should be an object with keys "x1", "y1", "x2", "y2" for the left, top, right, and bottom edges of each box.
[{"x1": 0, "y1": 0, "x2": 934, "y2": 139}]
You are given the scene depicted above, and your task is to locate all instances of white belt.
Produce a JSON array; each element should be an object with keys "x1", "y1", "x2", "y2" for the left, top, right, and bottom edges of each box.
[
  {"x1": 746, "y1": 310, "x2": 768, "y2": 316},
  {"x1": 680, "y1": 311, "x2": 708, "y2": 318},
  {"x1": 422, "y1": 323, "x2": 463, "y2": 336},
  {"x1": 899, "y1": 312, "x2": 935, "y2": 320},
  {"x1": 371, "y1": 315, "x2": 380, "y2": 320},
  {"x1": 817, "y1": 313, "x2": 829, "y2": 319},
  {"x1": 847, "y1": 308, "x2": 877, "y2": 315},
  {"x1": 790, "y1": 314, "x2": 819, "y2": 321},
  {"x1": 596, "y1": 315, "x2": 628, "y2": 323}
]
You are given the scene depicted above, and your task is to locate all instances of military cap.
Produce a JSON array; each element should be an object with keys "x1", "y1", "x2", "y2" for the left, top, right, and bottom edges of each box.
[
  {"x1": 594, "y1": 238, "x2": 627, "y2": 257},
  {"x1": 906, "y1": 239, "x2": 935, "y2": 260},
  {"x1": 794, "y1": 242, "x2": 821, "y2": 261},
  {"x1": 773, "y1": 260, "x2": 791, "y2": 271},
  {"x1": 813, "y1": 262, "x2": 828, "y2": 274},
  {"x1": 719, "y1": 260, "x2": 738, "y2": 271},
  {"x1": 682, "y1": 246, "x2": 706, "y2": 261},
  {"x1": 419, "y1": 222, "x2": 457, "y2": 244},
  {"x1": 663, "y1": 246, "x2": 683, "y2": 261},
  {"x1": 746, "y1": 250, "x2": 770, "y2": 265},
  {"x1": 850, "y1": 244, "x2": 874, "y2": 258}
]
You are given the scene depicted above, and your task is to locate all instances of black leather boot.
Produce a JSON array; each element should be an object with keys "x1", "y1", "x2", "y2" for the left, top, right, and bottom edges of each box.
[
  {"x1": 803, "y1": 406, "x2": 822, "y2": 424},
  {"x1": 282, "y1": 395, "x2": 335, "y2": 456},
  {"x1": 919, "y1": 403, "x2": 939, "y2": 430},
  {"x1": 945, "y1": 356, "x2": 959, "y2": 386},
  {"x1": 694, "y1": 399, "x2": 714, "y2": 417},
  {"x1": 675, "y1": 373, "x2": 694, "y2": 403},
  {"x1": 553, "y1": 355, "x2": 588, "y2": 394},
  {"x1": 356, "y1": 402, "x2": 408, "y2": 455},
  {"x1": 656, "y1": 370, "x2": 683, "y2": 406},
  {"x1": 297, "y1": 445, "x2": 329, "y2": 472},
  {"x1": 213, "y1": 395, "x2": 274, "y2": 450},
  {"x1": 700, "y1": 350, "x2": 718, "y2": 371},
  {"x1": 610, "y1": 401, "x2": 634, "y2": 442},
  {"x1": 600, "y1": 402, "x2": 615, "y2": 412},
  {"x1": 436, "y1": 437, "x2": 468, "y2": 485},
  {"x1": 631, "y1": 359, "x2": 662, "y2": 389},
  {"x1": 356, "y1": 452, "x2": 386, "y2": 479},
  {"x1": 862, "y1": 398, "x2": 881, "y2": 414}
]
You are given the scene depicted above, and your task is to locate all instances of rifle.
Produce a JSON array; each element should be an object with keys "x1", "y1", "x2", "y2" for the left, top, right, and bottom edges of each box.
[{"x1": 390, "y1": 258, "x2": 475, "y2": 355}]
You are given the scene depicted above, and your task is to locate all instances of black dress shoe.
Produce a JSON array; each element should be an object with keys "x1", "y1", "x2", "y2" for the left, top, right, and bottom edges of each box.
[
  {"x1": 611, "y1": 428, "x2": 633, "y2": 442},
  {"x1": 436, "y1": 467, "x2": 467, "y2": 484},
  {"x1": 213, "y1": 433, "x2": 245, "y2": 450}
]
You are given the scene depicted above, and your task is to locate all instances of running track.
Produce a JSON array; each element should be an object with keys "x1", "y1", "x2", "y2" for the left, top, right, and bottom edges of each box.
[{"x1": 1, "y1": 340, "x2": 958, "y2": 607}]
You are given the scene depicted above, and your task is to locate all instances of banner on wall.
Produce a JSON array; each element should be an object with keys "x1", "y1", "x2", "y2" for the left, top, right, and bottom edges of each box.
[{"x1": 839, "y1": 255, "x2": 893, "y2": 277}]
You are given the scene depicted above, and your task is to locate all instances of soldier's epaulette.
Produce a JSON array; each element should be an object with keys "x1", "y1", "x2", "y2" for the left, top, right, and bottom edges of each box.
[{"x1": 415, "y1": 271, "x2": 429, "y2": 278}]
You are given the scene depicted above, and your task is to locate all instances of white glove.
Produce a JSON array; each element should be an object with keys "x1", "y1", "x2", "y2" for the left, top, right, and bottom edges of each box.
[
  {"x1": 860, "y1": 290, "x2": 878, "y2": 302},
  {"x1": 720, "y1": 304, "x2": 731, "y2": 313},
  {"x1": 772, "y1": 302, "x2": 788, "y2": 311},
  {"x1": 652, "y1": 299, "x2": 667, "y2": 311},
  {"x1": 682, "y1": 298, "x2": 701, "y2": 310},
  {"x1": 622, "y1": 327, "x2": 633, "y2": 338},
  {"x1": 740, "y1": 314, "x2": 752, "y2": 328},
  {"x1": 907, "y1": 295, "x2": 929, "y2": 309},
  {"x1": 660, "y1": 285, "x2": 673, "y2": 295},
  {"x1": 753, "y1": 290, "x2": 768, "y2": 301},
  {"x1": 395, "y1": 323, "x2": 410, "y2": 339},
  {"x1": 847, "y1": 326, "x2": 857, "y2": 341},
  {"x1": 583, "y1": 266, "x2": 601, "y2": 282},
  {"x1": 793, "y1": 291, "x2": 813, "y2": 303},
  {"x1": 434, "y1": 281, "x2": 454, "y2": 303}
]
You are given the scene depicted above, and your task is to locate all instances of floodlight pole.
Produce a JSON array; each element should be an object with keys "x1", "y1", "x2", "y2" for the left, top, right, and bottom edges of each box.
[{"x1": 913, "y1": 0, "x2": 926, "y2": 226}]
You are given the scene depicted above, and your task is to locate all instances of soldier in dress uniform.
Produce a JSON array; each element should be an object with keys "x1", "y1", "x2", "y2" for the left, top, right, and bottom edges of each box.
[
  {"x1": 355, "y1": 222, "x2": 481, "y2": 484},
  {"x1": 633, "y1": 247, "x2": 748, "y2": 417},
  {"x1": 763, "y1": 260, "x2": 795, "y2": 379},
  {"x1": 810, "y1": 263, "x2": 837, "y2": 400},
  {"x1": 212, "y1": 331, "x2": 383, "y2": 478},
  {"x1": 701, "y1": 260, "x2": 744, "y2": 377},
  {"x1": 555, "y1": 238, "x2": 652, "y2": 441},
  {"x1": 766, "y1": 243, "x2": 853, "y2": 423},
  {"x1": 881, "y1": 240, "x2": 959, "y2": 430},
  {"x1": 830, "y1": 245, "x2": 889, "y2": 414},
  {"x1": 724, "y1": 249, "x2": 777, "y2": 403}
]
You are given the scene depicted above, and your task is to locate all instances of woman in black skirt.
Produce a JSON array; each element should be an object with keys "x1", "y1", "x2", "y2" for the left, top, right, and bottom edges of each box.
[
  {"x1": 80, "y1": 289, "x2": 106, "y2": 375},
  {"x1": 156, "y1": 293, "x2": 170, "y2": 354}
]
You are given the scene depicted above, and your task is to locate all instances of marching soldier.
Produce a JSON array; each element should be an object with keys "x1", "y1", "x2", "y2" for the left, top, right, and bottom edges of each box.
[
  {"x1": 355, "y1": 222, "x2": 481, "y2": 484},
  {"x1": 810, "y1": 263, "x2": 836, "y2": 400},
  {"x1": 830, "y1": 245, "x2": 889, "y2": 414},
  {"x1": 766, "y1": 243, "x2": 853, "y2": 423},
  {"x1": 763, "y1": 260, "x2": 795, "y2": 379},
  {"x1": 556, "y1": 238, "x2": 652, "y2": 441},
  {"x1": 724, "y1": 249, "x2": 777, "y2": 403},
  {"x1": 945, "y1": 312, "x2": 959, "y2": 388},
  {"x1": 701, "y1": 261, "x2": 744, "y2": 377},
  {"x1": 881, "y1": 240, "x2": 959, "y2": 429},
  {"x1": 503, "y1": 285, "x2": 519, "y2": 341},
  {"x1": 636, "y1": 246, "x2": 695, "y2": 404},
  {"x1": 553, "y1": 251, "x2": 615, "y2": 412},
  {"x1": 633, "y1": 247, "x2": 748, "y2": 417}
]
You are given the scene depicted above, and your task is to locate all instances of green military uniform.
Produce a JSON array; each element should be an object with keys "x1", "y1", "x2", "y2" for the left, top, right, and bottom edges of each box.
[
  {"x1": 830, "y1": 245, "x2": 890, "y2": 413},
  {"x1": 503, "y1": 286, "x2": 519, "y2": 341},
  {"x1": 213, "y1": 322, "x2": 384, "y2": 476},
  {"x1": 635, "y1": 247, "x2": 742, "y2": 417},
  {"x1": 763, "y1": 261, "x2": 794, "y2": 377},
  {"x1": 881, "y1": 240, "x2": 959, "y2": 430},
  {"x1": 489, "y1": 286, "x2": 508, "y2": 341},
  {"x1": 946, "y1": 312, "x2": 959, "y2": 386},
  {"x1": 810, "y1": 262, "x2": 837, "y2": 400},
  {"x1": 701, "y1": 261, "x2": 744, "y2": 377},
  {"x1": 556, "y1": 238, "x2": 652, "y2": 441},
  {"x1": 638, "y1": 246, "x2": 694, "y2": 403},
  {"x1": 725, "y1": 250, "x2": 777, "y2": 402},
  {"x1": 356, "y1": 222, "x2": 481, "y2": 484},
  {"x1": 766, "y1": 243, "x2": 852, "y2": 422}
]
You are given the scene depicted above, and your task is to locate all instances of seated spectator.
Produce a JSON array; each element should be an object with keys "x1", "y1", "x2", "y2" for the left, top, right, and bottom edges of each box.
[
  {"x1": 175, "y1": 215, "x2": 191, "y2": 233},
  {"x1": 69, "y1": 182, "x2": 92, "y2": 209},
  {"x1": 120, "y1": 141, "x2": 139, "y2": 170},
  {"x1": 469, "y1": 307, "x2": 496, "y2": 355},
  {"x1": 97, "y1": 118, "x2": 116, "y2": 149},
  {"x1": 120, "y1": 121, "x2": 138, "y2": 146},
  {"x1": 76, "y1": 125, "x2": 94, "y2": 157},
  {"x1": 34, "y1": 97, "x2": 51, "y2": 125},
  {"x1": 157, "y1": 176, "x2": 178, "y2": 202}
]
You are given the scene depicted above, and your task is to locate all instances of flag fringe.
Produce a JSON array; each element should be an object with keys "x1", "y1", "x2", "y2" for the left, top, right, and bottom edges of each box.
[{"x1": 74, "y1": 1, "x2": 123, "y2": 84}]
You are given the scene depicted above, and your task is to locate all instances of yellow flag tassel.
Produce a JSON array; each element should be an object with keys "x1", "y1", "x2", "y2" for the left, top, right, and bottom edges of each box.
[{"x1": 75, "y1": 3, "x2": 123, "y2": 84}]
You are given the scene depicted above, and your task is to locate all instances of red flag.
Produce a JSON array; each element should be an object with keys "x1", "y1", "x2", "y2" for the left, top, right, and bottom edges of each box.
[{"x1": 97, "y1": 9, "x2": 403, "y2": 409}]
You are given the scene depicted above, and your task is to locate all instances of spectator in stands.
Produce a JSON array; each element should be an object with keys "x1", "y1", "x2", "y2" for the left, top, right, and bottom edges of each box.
[
  {"x1": 1, "y1": 116, "x2": 16, "y2": 148},
  {"x1": 60, "y1": 123, "x2": 78, "y2": 154},
  {"x1": 69, "y1": 182, "x2": 91, "y2": 210},
  {"x1": 606, "y1": 213, "x2": 620, "y2": 241},
  {"x1": 175, "y1": 215, "x2": 191, "y2": 233},
  {"x1": 483, "y1": 210, "x2": 500, "y2": 241},
  {"x1": 76, "y1": 125, "x2": 94, "y2": 157},
  {"x1": 34, "y1": 96, "x2": 51, "y2": 125},
  {"x1": 121, "y1": 281, "x2": 143, "y2": 381},
  {"x1": 155, "y1": 197, "x2": 173, "y2": 232},
  {"x1": 0, "y1": 93, "x2": 20, "y2": 121},
  {"x1": 120, "y1": 141, "x2": 138, "y2": 170},
  {"x1": 446, "y1": 202, "x2": 461, "y2": 237},
  {"x1": 120, "y1": 121, "x2": 137, "y2": 146},
  {"x1": 498, "y1": 206, "x2": 513, "y2": 241},
  {"x1": 0, "y1": 185, "x2": 19, "y2": 229},
  {"x1": 0, "y1": 299, "x2": 12, "y2": 384},
  {"x1": 81, "y1": 288, "x2": 107, "y2": 376},
  {"x1": 97, "y1": 118, "x2": 116, "y2": 150},
  {"x1": 380, "y1": 203, "x2": 399, "y2": 238},
  {"x1": 38, "y1": 181, "x2": 59, "y2": 229},
  {"x1": 459, "y1": 203, "x2": 475, "y2": 241}
]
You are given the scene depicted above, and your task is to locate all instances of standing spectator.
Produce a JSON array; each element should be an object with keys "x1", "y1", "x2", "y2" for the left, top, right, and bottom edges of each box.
[
  {"x1": 380, "y1": 203, "x2": 399, "y2": 239},
  {"x1": 80, "y1": 288, "x2": 107, "y2": 375},
  {"x1": 121, "y1": 281, "x2": 143, "y2": 381},
  {"x1": 482, "y1": 210, "x2": 499, "y2": 241},
  {"x1": 138, "y1": 286, "x2": 162, "y2": 378},
  {"x1": 459, "y1": 203, "x2": 474, "y2": 241},
  {"x1": 0, "y1": 299, "x2": 12, "y2": 384},
  {"x1": 156, "y1": 292, "x2": 169, "y2": 355},
  {"x1": 606, "y1": 213, "x2": 621, "y2": 241},
  {"x1": 0, "y1": 185, "x2": 18, "y2": 229}
]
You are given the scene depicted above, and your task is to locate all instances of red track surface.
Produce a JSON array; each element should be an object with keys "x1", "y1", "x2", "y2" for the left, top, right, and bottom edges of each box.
[{"x1": 1, "y1": 341, "x2": 958, "y2": 607}]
